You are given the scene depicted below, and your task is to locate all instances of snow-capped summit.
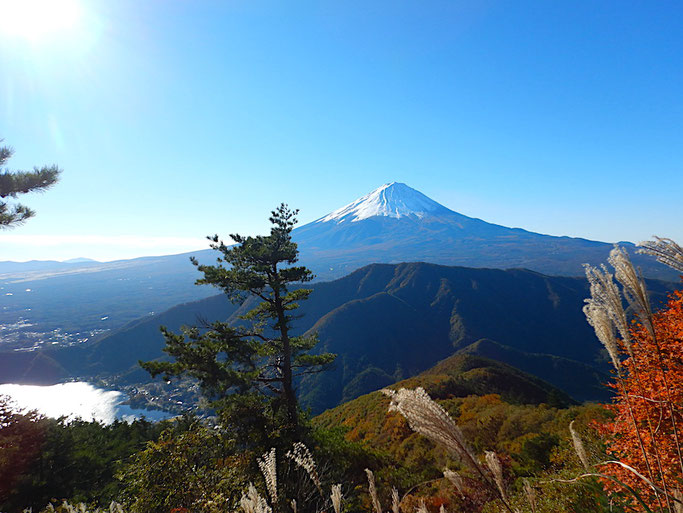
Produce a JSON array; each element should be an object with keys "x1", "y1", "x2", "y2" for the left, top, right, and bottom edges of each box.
[
  {"x1": 317, "y1": 182, "x2": 450, "y2": 223},
  {"x1": 291, "y1": 181, "x2": 673, "y2": 282}
]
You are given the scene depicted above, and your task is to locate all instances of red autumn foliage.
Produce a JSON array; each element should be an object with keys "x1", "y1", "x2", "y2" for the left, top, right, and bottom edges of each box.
[
  {"x1": 598, "y1": 291, "x2": 683, "y2": 511},
  {"x1": 427, "y1": 495, "x2": 448, "y2": 509}
]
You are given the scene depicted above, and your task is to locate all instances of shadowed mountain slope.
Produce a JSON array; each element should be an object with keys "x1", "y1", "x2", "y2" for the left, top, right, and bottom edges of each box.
[
  {"x1": 297, "y1": 262, "x2": 652, "y2": 412},
  {"x1": 3, "y1": 262, "x2": 675, "y2": 413},
  {"x1": 455, "y1": 339, "x2": 612, "y2": 402}
]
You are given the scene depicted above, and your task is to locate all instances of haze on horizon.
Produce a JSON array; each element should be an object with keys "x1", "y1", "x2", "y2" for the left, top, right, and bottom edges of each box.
[{"x1": 1, "y1": 1, "x2": 682, "y2": 262}]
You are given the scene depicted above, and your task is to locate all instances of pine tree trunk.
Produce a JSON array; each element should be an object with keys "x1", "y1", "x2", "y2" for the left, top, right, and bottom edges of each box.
[{"x1": 274, "y1": 290, "x2": 298, "y2": 433}]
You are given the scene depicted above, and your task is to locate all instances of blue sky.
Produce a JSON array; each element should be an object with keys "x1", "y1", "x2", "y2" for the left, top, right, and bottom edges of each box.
[{"x1": 1, "y1": 0, "x2": 682, "y2": 261}]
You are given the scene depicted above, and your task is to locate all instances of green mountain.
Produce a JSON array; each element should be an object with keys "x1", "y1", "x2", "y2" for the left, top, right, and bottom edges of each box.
[
  {"x1": 455, "y1": 339, "x2": 612, "y2": 402},
  {"x1": 1, "y1": 262, "x2": 675, "y2": 413},
  {"x1": 295, "y1": 263, "x2": 674, "y2": 412},
  {"x1": 314, "y1": 351, "x2": 578, "y2": 437}
]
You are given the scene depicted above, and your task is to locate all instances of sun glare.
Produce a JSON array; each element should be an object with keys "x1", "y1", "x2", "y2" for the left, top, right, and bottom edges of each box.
[{"x1": 0, "y1": 0, "x2": 83, "y2": 43}]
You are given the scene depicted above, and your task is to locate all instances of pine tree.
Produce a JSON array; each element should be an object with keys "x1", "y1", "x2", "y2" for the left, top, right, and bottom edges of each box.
[
  {"x1": 0, "y1": 140, "x2": 60, "y2": 228},
  {"x1": 142, "y1": 204, "x2": 335, "y2": 442}
]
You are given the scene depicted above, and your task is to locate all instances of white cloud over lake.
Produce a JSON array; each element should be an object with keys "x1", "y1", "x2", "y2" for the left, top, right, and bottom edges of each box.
[{"x1": 0, "y1": 382, "x2": 171, "y2": 424}]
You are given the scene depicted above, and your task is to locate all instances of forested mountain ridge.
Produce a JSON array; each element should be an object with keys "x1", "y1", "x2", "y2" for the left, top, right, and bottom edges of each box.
[
  {"x1": 454, "y1": 339, "x2": 611, "y2": 402},
  {"x1": 294, "y1": 262, "x2": 675, "y2": 411},
  {"x1": 310, "y1": 350, "x2": 605, "y2": 510},
  {"x1": 2, "y1": 262, "x2": 675, "y2": 413},
  {"x1": 314, "y1": 350, "x2": 579, "y2": 437}
]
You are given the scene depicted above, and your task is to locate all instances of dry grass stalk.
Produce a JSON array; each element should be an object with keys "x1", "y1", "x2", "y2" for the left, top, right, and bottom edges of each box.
[
  {"x1": 609, "y1": 247, "x2": 655, "y2": 340},
  {"x1": 583, "y1": 301, "x2": 621, "y2": 371},
  {"x1": 258, "y1": 448, "x2": 278, "y2": 504},
  {"x1": 382, "y1": 388, "x2": 482, "y2": 476},
  {"x1": 365, "y1": 469, "x2": 382, "y2": 513},
  {"x1": 331, "y1": 484, "x2": 343, "y2": 513},
  {"x1": 241, "y1": 483, "x2": 272, "y2": 513},
  {"x1": 638, "y1": 236, "x2": 683, "y2": 274},
  {"x1": 443, "y1": 469, "x2": 466, "y2": 496},
  {"x1": 569, "y1": 420, "x2": 591, "y2": 472},
  {"x1": 415, "y1": 499, "x2": 428, "y2": 513},
  {"x1": 584, "y1": 257, "x2": 665, "y2": 503},
  {"x1": 523, "y1": 479, "x2": 536, "y2": 513},
  {"x1": 383, "y1": 387, "x2": 515, "y2": 513},
  {"x1": 290, "y1": 499, "x2": 297, "y2": 513},
  {"x1": 584, "y1": 265, "x2": 631, "y2": 352},
  {"x1": 485, "y1": 451, "x2": 507, "y2": 502},
  {"x1": 286, "y1": 442, "x2": 323, "y2": 494},
  {"x1": 673, "y1": 489, "x2": 683, "y2": 513},
  {"x1": 391, "y1": 487, "x2": 401, "y2": 513},
  {"x1": 582, "y1": 257, "x2": 672, "y2": 501},
  {"x1": 598, "y1": 460, "x2": 661, "y2": 491}
]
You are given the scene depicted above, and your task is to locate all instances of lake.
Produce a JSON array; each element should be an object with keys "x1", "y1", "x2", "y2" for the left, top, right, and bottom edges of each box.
[{"x1": 0, "y1": 382, "x2": 172, "y2": 424}]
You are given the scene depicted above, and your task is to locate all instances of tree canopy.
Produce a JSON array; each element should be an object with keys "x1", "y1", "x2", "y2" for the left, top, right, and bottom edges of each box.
[
  {"x1": 584, "y1": 239, "x2": 683, "y2": 512},
  {"x1": 0, "y1": 140, "x2": 60, "y2": 228},
  {"x1": 142, "y1": 204, "x2": 335, "y2": 444},
  {"x1": 597, "y1": 291, "x2": 683, "y2": 511}
]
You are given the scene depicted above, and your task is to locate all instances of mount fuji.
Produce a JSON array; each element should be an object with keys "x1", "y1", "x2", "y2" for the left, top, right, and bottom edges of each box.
[
  {"x1": 0, "y1": 182, "x2": 673, "y2": 353},
  {"x1": 293, "y1": 182, "x2": 668, "y2": 280},
  {"x1": 317, "y1": 182, "x2": 450, "y2": 223}
]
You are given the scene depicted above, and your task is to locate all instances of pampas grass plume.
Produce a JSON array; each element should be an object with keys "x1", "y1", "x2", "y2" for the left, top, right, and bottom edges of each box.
[
  {"x1": 286, "y1": 442, "x2": 323, "y2": 494},
  {"x1": 391, "y1": 487, "x2": 400, "y2": 513},
  {"x1": 365, "y1": 469, "x2": 382, "y2": 513},
  {"x1": 570, "y1": 421, "x2": 591, "y2": 472},
  {"x1": 331, "y1": 484, "x2": 343, "y2": 513},
  {"x1": 443, "y1": 469, "x2": 466, "y2": 496},
  {"x1": 485, "y1": 451, "x2": 507, "y2": 502},
  {"x1": 258, "y1": 448, "x2": 278, "y2": 504},
  {"x1": 382, "y1": 387, "x2": 481, "y2": 476},
  {"x1": 638, "y1": 236, "x2": 683, "y2": 274}
]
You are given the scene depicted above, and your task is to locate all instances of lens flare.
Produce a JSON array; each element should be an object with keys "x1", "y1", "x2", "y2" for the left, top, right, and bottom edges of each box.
[{"x1": 0, "y1": 0, "x2": 83, "y2": 43}]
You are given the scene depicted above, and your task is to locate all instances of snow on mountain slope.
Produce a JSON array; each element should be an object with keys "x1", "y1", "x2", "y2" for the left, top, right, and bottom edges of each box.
[
  {"x1": 317, "y1": 182, "x2": 450, "y2": 223},
  {"x1": 293, "y1": 181, "x2": 675, "y2": 281}
]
